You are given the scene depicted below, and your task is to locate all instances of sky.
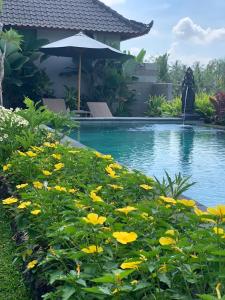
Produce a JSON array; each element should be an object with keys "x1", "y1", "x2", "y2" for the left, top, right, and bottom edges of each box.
[{"x1": 100, "y1": 0, "x2": 225, "y2": 65}]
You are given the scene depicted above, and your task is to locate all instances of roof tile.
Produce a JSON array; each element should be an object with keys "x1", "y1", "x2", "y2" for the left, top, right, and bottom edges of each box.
[{"x1": 0, "y1": 0, "x2": 153, "y2": 40}]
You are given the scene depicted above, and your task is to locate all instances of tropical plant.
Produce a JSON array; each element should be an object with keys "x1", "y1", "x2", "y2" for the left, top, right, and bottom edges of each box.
[
  {"x1": 195, "y1": 93, "x2": 215, "y2": 121},
  {"x1": 64, "y1": 85, "x2": 77, "y2": 111},
  {"x1": 0, "y1": 98, "x2": 77, "y2": 162},
  {"x1": 161, "y1": 96, "x2": 182, "y2": 117},
  {"x1": 154, "y1": 171, "x2": 195, "y2": 199},
  {"x1": 0, "y1": 29, "x2": 22, "y2": 106},
  {"x1": 146, "y1": 95, "x2": 165, "y2": 116},
  {"x1": 2, "y1": 30, "x2": 53, "y2": 108}
]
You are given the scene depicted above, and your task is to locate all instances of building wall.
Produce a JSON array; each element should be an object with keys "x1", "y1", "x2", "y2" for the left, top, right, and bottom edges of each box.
[{"x1": 128, "y1": 63, "x2": 173, "y2": 116}]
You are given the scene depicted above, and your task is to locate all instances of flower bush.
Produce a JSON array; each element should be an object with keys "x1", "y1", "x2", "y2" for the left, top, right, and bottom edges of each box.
[
  {"x1": 1, "y1": 138, "x2": 225, "y2": 299},
  {"x1": 0, "y1": 102, "x2": 225, "y2": 299}
]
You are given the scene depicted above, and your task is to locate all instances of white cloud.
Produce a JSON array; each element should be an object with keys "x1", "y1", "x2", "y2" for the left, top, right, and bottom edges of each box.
[
  {"x1": 100, "y1": 0, "x2": 126, "y2": 6},
  {"x1": 173, "y1": 17, "x2": 225, "y2": 44}
]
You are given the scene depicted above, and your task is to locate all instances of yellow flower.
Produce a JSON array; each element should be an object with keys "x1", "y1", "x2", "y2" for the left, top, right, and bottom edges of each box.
[
  {"x1": 177, "y1": 199, "x2": 196, "y2": 207},
  {"x1": 54, "y1": 186, "x2": 67, "y2": 192},
  {"x1": 43, "y1": 142, "x2": 57, "y2": 148},
  {"x1": 109, "y1": 163, "x2": 122, "y2": 170},
  {"x1": 158, "y1": 264, "x2": 168, "y2": 273},
  {"x1": 18, "y1": 150, "x2": 27, "y2": 156},
  {"x1": 120, "y1": 261, "x2": 142, "y2": 270},
  {"x1": 201, "y1": 218, "x2": 216, "y2": 223},
  {"x1": 165, "y1": 229, "x2": 176, "y2": 236},
  {"x1": 69, "y1": 188, "x2": 77, "y2": 194},
  {"x1": 81, "y1": 245, "x2": 103, "y2": 254},
  {"x1": 105, "y1": 166, "x2": 119, "y2": 178},
  {"x1": 93, "y1": 186, "x2": 102, "y2": 192},
  {"x1": 116, "y1": 206, "x2": 137, "y2": 215},
  {"x1": 90, "y1": 191, "x2": 103, "y2": 202},
  {"x1": 216, "y1": 283, "x2": 222, "y2": 300},
  {"x1": 52, "y1": 153, "x2": 62, "y2": 160},
  {"x1": 160, "y1": 196, "x2": 177, "y2": 205},
  {"x1": 31, "y1": 146, "x2": 44, "y2": 152},
  {"x1": 83, "y1": 213, "x2": 106, "y2": 225},
  {"x1": 27, "y1": 260, "x2": 38, "y2": 270},
  {"x1": 42, "y1": 170, "x2": 52, "y2": 176},
  {"x1": 18, "y1": 201, "x2": 31, "y2": 209},
  {"x1": 31, "y1": 209, "x2": 41, "y2": 215},
  {"x1": 33, "y1": 181, "x2": 43, "y2": 189},
  {"x1": 159, "y1": 237, "x2": 176, "y2": 246},
  {"x1": 2, "y1": 197, "x2": 18, "y2": 205},
  {"x1": 207, "y1": 205, "x2": 225, "y2": 218},
  {"x1": 3, "y1": 164, "x2": 11, "y2": 171},
  {"x1": 141, "y1": 212, "x2": 151, "y2": 220},
  {"x1": 26, "y1": 151, "x2": 37, "y2": 158},
  {"x1": 113, "y1": 232, "x2": 138, "y2": 244},
  {"x1": 108, "y1": 184, "x2": 124, "y2": 190},
  {"x1": 54, "y1": 163, "x2": 64, "y2": 171},
  {"x1": 75, "y1": 201, "x2": 87, "y2": 209},
  {"x1": 68, "y1": 150, "x2": 80, "y2": 154},
  {"x1": 131, "y1": 280, "x2": 139, "y2": 285},
  {"x1": 16, "y1": 183, "x2": 28, "y2": 189},
  {"x1": 213, "y1": 227, "x2": 224, "y2": 235},
  {"x1": 140, "y1": 184, "x2": 153, "y2": 190},
  {"x1": 94, "y1": 151, "x2": 112, "y2": 160}
]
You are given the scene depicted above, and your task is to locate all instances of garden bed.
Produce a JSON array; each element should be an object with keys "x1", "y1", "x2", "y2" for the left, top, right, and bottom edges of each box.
[{"x1": 0, "y1": 101, "x2": 225, "y2": 299}]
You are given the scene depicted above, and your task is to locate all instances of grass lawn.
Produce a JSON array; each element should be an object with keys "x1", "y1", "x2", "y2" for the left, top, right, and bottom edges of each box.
[{"x1": 0, "y1": 205, "x2": 30, "y2": 300}]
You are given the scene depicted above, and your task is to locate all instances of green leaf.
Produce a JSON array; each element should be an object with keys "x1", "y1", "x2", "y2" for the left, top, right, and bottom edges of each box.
[
  {"x1": 49, "y1": 271, "x2": 64, "y2": 284},
  {"x1": 61, "y1": 286, "x2": 76, "y2": 300},
  {"x1": 197, "y1": 295, "x2": 217, "y2": 300},
  {"x1": 92, "y1": 274, "x2": 115, "y2": 283},
  {"x1": 158, "y1": 273, "x2": 171, "y2": 288},
  {"x1": 82, "y1": 287, "x2": 112, "y2": 296}
]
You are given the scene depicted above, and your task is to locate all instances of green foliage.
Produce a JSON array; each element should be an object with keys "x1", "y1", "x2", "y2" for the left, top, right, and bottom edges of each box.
[
  {"x1": 1, "y1": 139, "x2": 225, "y2": 299},
  {"x1": 1, "y1": 106, "x2": 225, "y2": 299},
  {"x1": 0, "y1": 98, "x2": 77, "y2": 163},
  {"x1": 92, "y1": 61, "x2": 135, "y2": 116},
  {"x1": 154, "y1": 171, "x2": 195, "y2": 199},
  {"x1": 64, "y1": 85, "x2": 77, "y2": 111},
  {"x1": 155, "y1": 53, "x2": 170, "y2": 83},
  {"x1": 0, "y1": 204, "x2": 30, "y2": 299},
  {"x1": 0, "y1": 105, "x2": 225, "y2": 299},
  {"x1": 146, "y1": 95, "x2": 165, "y2": 116},
  {"x1": 195, "y1": 93, "x2": 216, "y2": 120},
  {"x1": 161, "y1": 97, "x2": 182, "y2": 116},
  {"x1": 2, "y1": 30, "x2": 53, "y2": 108},
  {"x1": 146, "y1": 96, "x2": 182, "y2": 117}
]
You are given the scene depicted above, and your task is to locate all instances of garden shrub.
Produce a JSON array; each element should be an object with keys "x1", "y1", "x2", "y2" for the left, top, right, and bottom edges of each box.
[
  {"x1": 161, "y1": 96, "x2": 182, "y2": 117},
  {"x1": 195, "y1": 93, "x2": 216, "y2": 122},
  {"x1": 0, "y1": 103, "x2": 225, "y2": 299}
]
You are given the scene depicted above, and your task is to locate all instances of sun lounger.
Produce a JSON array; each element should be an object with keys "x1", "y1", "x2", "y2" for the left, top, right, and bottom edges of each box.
[
  {"x1": 43, "y1": 98, "x2": 68, "y2": 113},
  {"x1": 87, "y1": 102, "x2": 113, "y2": 117}
]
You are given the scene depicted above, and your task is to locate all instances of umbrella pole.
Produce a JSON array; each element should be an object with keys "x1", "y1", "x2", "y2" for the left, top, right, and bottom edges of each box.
[{"x1": 77, "y1": 53, "x2": 82, "y2": 111}]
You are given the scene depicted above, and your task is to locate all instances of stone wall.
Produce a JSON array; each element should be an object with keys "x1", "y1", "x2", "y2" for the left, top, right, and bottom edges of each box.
[{"x1": 128, "y1": 63, "x2": 173, "y2": 116}]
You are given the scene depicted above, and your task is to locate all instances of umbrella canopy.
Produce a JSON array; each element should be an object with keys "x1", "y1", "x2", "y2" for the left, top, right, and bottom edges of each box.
[
  {"x1": 41, "y1": 32, "x2": 129, "y2": 111},
  {"x1": 41, "y1": 32, "x2": 127, "y2": 59}
]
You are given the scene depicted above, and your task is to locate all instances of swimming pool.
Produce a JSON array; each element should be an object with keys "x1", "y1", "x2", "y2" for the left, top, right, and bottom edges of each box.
[{"x1": 71, "y1": 122, "x2": 225, "y2": 207}]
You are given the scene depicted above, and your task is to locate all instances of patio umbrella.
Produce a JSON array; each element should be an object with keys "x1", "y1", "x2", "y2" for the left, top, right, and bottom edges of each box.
[{"x1": 41, "y1": 32, "x2": 129, "y2": 111}]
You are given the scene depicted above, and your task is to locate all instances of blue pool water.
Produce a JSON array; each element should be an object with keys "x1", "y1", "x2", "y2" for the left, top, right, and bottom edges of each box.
[{"x1": 71, "y1": 122, "x2": 225, "y2": 207}]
